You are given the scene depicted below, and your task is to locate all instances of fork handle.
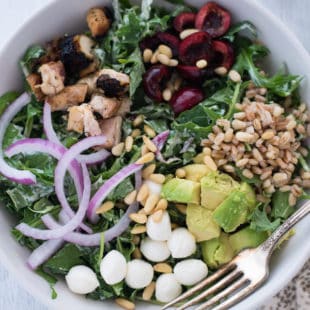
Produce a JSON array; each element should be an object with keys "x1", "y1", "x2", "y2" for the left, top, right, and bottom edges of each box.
[{"x1": 259, "y1": 200, "x2": 310, "y2": 257}]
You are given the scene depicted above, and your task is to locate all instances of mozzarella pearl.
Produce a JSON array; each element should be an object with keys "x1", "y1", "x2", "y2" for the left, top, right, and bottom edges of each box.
[
  {"x1": 140, "y1": 238, "x2": 171, "y2": 262},
  {"x1": 144, "y1": 180, "x2": 162, "y2": 196},
  {"x1": 155, "y1": 274, "x2": 182, "y2": 303},
  {"x1": 65, "y1": 265, "x2": 99, "y2": 295},
  {"x1": 125, "y1": 259, "x2": 154, "y2": 289},
  {"x1": 146, "y1": 210, "x2": 172, "y2": 241},
  {"x1": 100, "y1": 250, "x2": 127, "y2": 285},
  {"x1": 167, "y1": 228, "x2": 197, "y2": 258},
  {"x1": 174, "y1": 259, "x2": 208, "y2": 286}
]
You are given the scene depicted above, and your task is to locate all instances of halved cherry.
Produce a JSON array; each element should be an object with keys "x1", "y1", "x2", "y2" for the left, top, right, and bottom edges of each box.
[
  {"x1": 170, "y1": 87, "x2": 204, "y2": 115},
  {"x1": 173, "y1": 12, "x2": 196, "y2": 32},
  {"x1": 212, "y1": 40, "x2": 234, "y2": 70},
  {"x1": 195, "y1": 2, "x2": 231, "y2": 38},
  {"x1": 177, "y1": 65, "x2": 213, "y2": 83},
  {"x1": 139, "y1": 34, "x2": 161, "y2": 52},
  {"x1": 179, "y1": 31, "x2": 213, "y2": 65},
  {"x1": 143, "y1": 65, "x2": 172, "y2": 102},
  {"x1": 156, "y1": 32, "x2": 180, "y2": 57}
]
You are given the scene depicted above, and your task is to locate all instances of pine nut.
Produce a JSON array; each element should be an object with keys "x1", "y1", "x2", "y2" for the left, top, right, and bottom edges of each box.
[
  {"x1": 129, "y1": 212, "x2": 147, "y2": 224},
  {"x1": 287, "y1": 120, "x2": 297, "y2": 130},
  {"x1": 153, "y1": 263, "x2": 173, "y2": 273},
  {"x1": 157, "y1": 53, "x2": 171, "y2": 65},
  {"x1": 176, "y1": 168, "x2": 186, "y2": 178},
  {"x1": 125, "y1": 136, "x2": 134, "y2": 152},
  {"x1": 180, "y1": 28, "x2": 199, "y2": 40},
  {"x1": 112, "y1": 142, "x2": 125, "y2": 157},
  {"x1": 124, "y1": 190, "x2": 137, "y2": 205},
  {"x1": 144, "y1": 125, "x2": 156, "y2": 138},
  {"x1": 131, "y1": 225, "x2": 147, "y2": 234},
  {"x1": 137, "y1": 184, "x2": 149, "y2": 202},
  {"x1": 203, "y1": 155, "x2": 217, "y2": 171},
  {"x1": 143, "y1": 49, "x2": 153, "y2": 63},
  {"x1": 136, "y1": 152, "x2": 155, "y2": 165},
  {"x1": 228, "y1": 70, "x2": 241, "y2": 83},
  {"x1": 232, "y1": 119, "x2": 246, "y2": 130},
  {"x1": 138, "y1": 208, "x2": 147, "y2": 214},
  {"x1": 150, "y1": 51, "x2": 159, "y2": 64},
  {"x1": 162, "y1": 88, "x2": 172, "y2": 101},
  {"x1": 154, "y1": 198, "x2": 168, "y2": 211},
  {"x1": 152, "y1": 209, "x2": 164, "y2": 222},
  {"x1": 262, "y1": 130, "x2": 275, "y2": 140},
  {"x1": 132, "y1": 247, "x2": 142, "y2": 259},
  {"x1": 175, "y1": 204, "x2": 187, "y2": 215},
  {"x1": 273, "y1": 173, "x2": 288, "y2": 186},
  {"x1": 242, "y1": 169, "x2": 254, "y2": 179},
  {"x1": 214, "y1": 66, "x2": 227, "y2": 76},
  {"x1": 280, "y1": 185, "x2": 291, "y2": 192},
  {"x1": 142, "y1": 282, "x2": 155, "y2": 301},
  {"x1": 142, "y1": 135, "x2": 157, "y2": 153},
  {"x1": 236, "y1": 158, "x2": 249, "y2": 167},
  {"x1": 233, "y1": 112, "x2": 246, "y2": 120},
  {"x1": 224, "y1": 128, "x2": 234, "y2": 143},
  {"x1": 273, "y1": 105, "x2": 283, "y2": 117},
  {"x1": 141, "y1": 144, "x2": 149, "y2": 156},
  {"x1": 115, "y1": 298, "x2": 135, "y2": 310},
  {"x1": 131, "y1": 129, "x2": 141, "y2": 138},
  {"x1": 149, "y1": 173, "x2": 165, "y2": 184},
  {"x1": 169, "y1": 59, "x2": 179, "y2": 67},
  {"x1": 133, "y1": 115, "x2": 144, "y2": 127},
  {"x1": 144, "y1": 194, "x2": 160, "y2": 214},
  {"x1": 196, "y1": 59, "x2": 208, "y2": 69},
  {"x1": 223, "y1": 164, "x2": 235, "y2": 173},
  {"x1": 235, "y1": 132, "x2": 254, "y2": 143},
  {"x1": 288, "y1": 193, "x2": 296, "y2": 206},
  {"x1": 158, "y1": 44, "x2": 173, "y2": 58},
  {"x1": 142, "y1": 164, "x2": 156, "y2": 179},
  {"x1": 96, "y1": 201, "x2": 114, "y2": 214}
]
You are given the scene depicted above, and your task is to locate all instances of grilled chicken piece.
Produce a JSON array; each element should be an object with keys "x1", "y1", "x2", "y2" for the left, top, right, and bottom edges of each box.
[
  {"x1": 26, "y1": 73, "x2": 45, "y2": 101},
  {"x1": 38, "y1": 61, "x2": 65, "y2": 96},
  {"x1": 87, "y1": 7, "x2": 112, "y2": 37},
  {"x1": 67, "y1": 105, "x2": 85, "y2": 134},
  {"x1": 99, "y1": 116, "x2": 123, "y2": 149},
  {"x1": 116, "y1": 97, "x2": 132, "y2": 117},
  {"x1": 82, "y1": 104, "x2": 102, "y2": 137},
  {"x1": 47, "y1": 84, "x2": 88, "y2": 111},
  {"x1": 77, "y1": 73, "x2": 97, "y2": 95},
  {"x1": 89, "y1": 95, "x2": 121, "y2": 119},
  {"x1": 79, "y1": 60, "x2": 98, "y2": 78}
]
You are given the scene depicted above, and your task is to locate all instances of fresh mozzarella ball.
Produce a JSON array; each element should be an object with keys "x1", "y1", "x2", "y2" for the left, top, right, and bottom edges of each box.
[
  {"x1": 65, "y1": 265, "x2": 99, "y2": 295},
  {"x1": 125, "y1": 259, "x2": 154, "y2": 289},
  {"x1": 155, "y1": 274, "x2": 182, "y2": 303},
  {"x1": 140, "y1": 237, "x2": 171, "y2": 262},
  {"x1": 146, "y1": 210, "x2": 172, "y2": 241},
  {"x1": 174, "y1": 259, "x2": 208, "y2": 286},
  {"x1": 100, "y1": 250, "x2": 127, "y2": 285},
  {"x1": 167, "y1": 228, "x2": 197, "y2": 258},
  {"x1": 144, "y1": 180, "x2": 162, "y2": 196}
]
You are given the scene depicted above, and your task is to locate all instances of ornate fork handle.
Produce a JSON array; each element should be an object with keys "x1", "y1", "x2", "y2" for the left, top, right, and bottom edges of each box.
[{"x1": 259, "y1": 200, "x2": 310, "y2": 257}]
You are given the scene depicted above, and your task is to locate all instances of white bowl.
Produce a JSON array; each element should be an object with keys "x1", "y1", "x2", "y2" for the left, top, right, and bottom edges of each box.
[{"x1": 0, "y1": 0, "x2": 309, "y2": 309}]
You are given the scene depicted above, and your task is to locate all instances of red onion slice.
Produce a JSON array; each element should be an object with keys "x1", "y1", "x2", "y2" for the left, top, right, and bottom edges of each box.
[
  {"x1": 0, "y1": 92, "x2": 36, "y2": 184},
  {"x1": 78, "y1": 149, "x2": 110, "y2": 165},
  {"x1": 16, "y1": 164, "x2": 91, "y2": 240},
  {"x1": 152, "y1": 130, "x2": 170, "y2": 152}
]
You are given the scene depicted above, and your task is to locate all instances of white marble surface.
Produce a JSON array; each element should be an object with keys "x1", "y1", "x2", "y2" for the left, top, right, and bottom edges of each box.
[{"x1": 0, "y1": 0, "x2": 309, "y2": 309}]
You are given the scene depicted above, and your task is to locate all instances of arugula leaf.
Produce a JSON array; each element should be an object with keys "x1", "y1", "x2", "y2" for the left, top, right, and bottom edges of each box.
[
  {"x1": 271, "y1": 191, "x2": 294, "y2": 219},
  {"x1": 3, "y1": 124, "x2": 24, "y2": 149},
  {"x1": 97, "y1": 233, "x2": 105, "y2": 269},
  {"x1": 0, "y1": 91, "x2": 19, "y2": 116},
  {"x1": 235, "y1": 167, "x2": 262, "y2": 185},
  {"x1": 223, "y1": 21, "x2": 257, "y2": 42},
  {"x1": 20, "y1": 45, "x2": 46, "y2": 76},
  {"x1": 36, "y1": 268, "x2": 58, "y2": 299}
]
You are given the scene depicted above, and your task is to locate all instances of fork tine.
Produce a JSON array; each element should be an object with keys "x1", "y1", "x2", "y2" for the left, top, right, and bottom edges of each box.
[
  {"x1": 161, "y1": 263, "x2": 235, "y2": 310},
  {"x1": 176, "y1": 269, "x2": 243, "y2": 310},
  {"x1": 195, "y1": 277, "x2": 250, "y2": 310}
]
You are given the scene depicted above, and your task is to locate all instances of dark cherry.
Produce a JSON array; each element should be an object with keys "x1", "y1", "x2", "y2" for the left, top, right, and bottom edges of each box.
[
  {"x1": 170, "y1": 87, "x2": 204, "y2": 115},
  {"x1": 212, "y1": 40, "x2": 234, "y2": 69},
  {"x1": 156, "y1": 32, "x2": 180, "y2": 57},
  {"x1": 177, "y1": 65, "x2": 213, "y2": 83},
  {"x1": 143, "y1": 65, "x2": 172, "y2": 102},
  {"x1": 195, "y1": 2, "x2": 231, "y2": 38},
  {"x1": 173, "y1": 12, "x2": 196, "y2": 32},
  {"x1": 139, "y1": 34, "x2": 161, "y2": 52},
  {"x1": 179, "y1": 31, "x2": 213, "y2": 65}
]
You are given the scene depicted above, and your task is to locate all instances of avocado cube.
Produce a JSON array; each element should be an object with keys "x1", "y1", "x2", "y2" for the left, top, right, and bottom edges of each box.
[
  {"x1": 161, "y1": 178, "x2": 200, "y2": 204},
  {"x1": 200, "y1": 172, "x2": 239, "y2": 210},
  {"x1": 183, "y1": 164, "x2": 211, "y2": 182},
  {"x1": 186, "y1": 204, "x2": 221, "y2": 242},
  {"x1": 240, "y1": 182, "x2": 257, "y2": 212},
  {"x1": 229, "y1": 226, "x2": 268, "y2": 254},
  {"x1": 201, "y1": 233, "x2": 234, "y2": 269}
]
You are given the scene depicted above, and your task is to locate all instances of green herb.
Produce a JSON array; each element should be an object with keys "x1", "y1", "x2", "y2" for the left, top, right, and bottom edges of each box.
[
  {"x1": 271, "y1": 191, "x2": 294, "y2": 220},
  {"x1": 20, "y1": 45, "x2": 46, "y2": 76},
  {"x1": 36, "y1": 268, "x2": 58, "y2": 299},
  {"x1": 0, "y1": 91, "x2": 19, "y2": 116},
  {"x1": 98, "y1": 233, "x2": 105, "y2": 269},
  {"x1": 223, "y1": 21, "x2": 257, "y2": 42}
]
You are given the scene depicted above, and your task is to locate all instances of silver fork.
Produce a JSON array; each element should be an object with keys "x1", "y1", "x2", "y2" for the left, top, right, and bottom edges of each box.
[{"x1": 162, "y1": 200, "x2": 310, "y2": 310}]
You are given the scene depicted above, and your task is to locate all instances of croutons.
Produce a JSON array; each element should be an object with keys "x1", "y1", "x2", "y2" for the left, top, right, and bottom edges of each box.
[
  {"x1": 47, "y1": 84, "x2": 88, "y2": 111},
  {"x1": 26, "y1": 73, "x2": 45, "y2": 101},
  {"x1": 89, "y1": 95, "x2": 121, "y2": 119},
  {"x1": 87, "y1": 8, "x2": 112, "y2": 37},
  {"x1": 60, "y1": 35, "x2": 95, "y2": 76},
  {"x1": 99, "y1": 116, "x2": 123, "y2": 149},
  {"x1": 38, "y1": 61, "x2": 65, "y2": 96}
]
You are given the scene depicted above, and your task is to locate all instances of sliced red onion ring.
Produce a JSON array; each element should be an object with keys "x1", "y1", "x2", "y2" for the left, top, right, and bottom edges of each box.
[
  {"x1": 87, "y1": 163, "x2": 143, "y2": 223},
  {"x1": 152, "y1": 130, "x2": 170, "y2": 152},
  {"x1": 78, "y1": 149, "x2": 110, "y2": 165},
  {"x1": 16, "y1": 164, "x2": 91, "y2": 240},
  {"x1": 0, "y1": 92, "x2": 36, "y2": 184}
]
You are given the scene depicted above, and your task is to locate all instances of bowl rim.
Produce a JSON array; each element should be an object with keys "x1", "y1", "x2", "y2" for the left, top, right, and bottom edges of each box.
[{"x1": 0, "y1": 0, "x2": 309, "y2": 309}]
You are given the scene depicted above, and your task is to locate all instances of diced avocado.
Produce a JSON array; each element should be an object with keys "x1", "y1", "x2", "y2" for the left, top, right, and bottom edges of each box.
[
  {"x1": 193, "y1": 153, "x2": 205, "y2": 164},
  {"x1": 161, "y1": 178, "x2": 200, "y2": 204},
  {"x1": 186, "y1": 204, "x2": 221, "y2": 242},
  {"x1": 201, "y1": 233, "x2": 234, "y2": 269},
  {"x1": 200, "y1": 172, "x2": 239, "y2": 210},
  {"x1": 212, "y1": 183, "x2": 257, "y2": 233},
  {"x1": 229, "y1": 226, "x2": 268, "y2": 254},
  {"x1": 183, "y1": 164, "x2": 211, "y2": 182}
]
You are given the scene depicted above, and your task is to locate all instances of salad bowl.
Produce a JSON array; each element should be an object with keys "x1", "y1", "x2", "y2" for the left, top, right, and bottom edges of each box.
[{"x1": 0, "y1": 0, "x2": 309, "y2": 309}]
